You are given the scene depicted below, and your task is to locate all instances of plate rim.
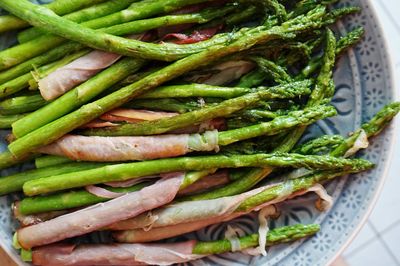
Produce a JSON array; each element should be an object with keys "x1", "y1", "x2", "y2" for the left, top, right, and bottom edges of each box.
[{"x1": 326, "y1": 0, "x2": 400, "y2": 264}]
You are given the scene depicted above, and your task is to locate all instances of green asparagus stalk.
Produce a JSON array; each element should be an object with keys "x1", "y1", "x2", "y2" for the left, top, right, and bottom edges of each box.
[
  {"x1": 0, "y1": 2, "x2": 328, "y2": 63},
  {"x1": 22, "y1": 153, "x2": 373, "y2": 196},
  {"x1": 128, "y1": 98, "x2": 203, "y2": 114},
  {"x1": 18, "y1": 0, "x2": 139, "y2": 43},
  {"x1": 17, "y1": 182, "x2": 151, "y2": 215},
  {"x1": 138, "y1": 84, "x2": 262, "y2": 99},
  {"x1": 0, "y1": 6, "x2": 234, "y2": 85},
  {"x1": 250, "y1": 56, "x2": 292, "y2": 83},
  {"x1": 331, "y1": 102, "x2": 400, "y2": 157},
  {"x1": 274, "y1": 29, "x2": 337, "y2": 153},
  {"x1": 193, "y1": 223, "x2": 320, "y2": 254},
  {"x1": 0, "y1": 162, "x2": 108, "y2": 196},
  {"x1": 0, "y1": 114, "x2": 26, "y2": 129},
  {"x1": 17, "y1": 170, "x2": 216, "y2": 214},
  {"x1": 35, "y1": 155, "x2": 73, "y2": 169},
  {"x1": 12, "y1": 58, "x2": 146, "y2": 138},
  {"x1": 300, "y1": 27, "x2": 364, "y2": 78},
  {"x1": 6, "y1": 10, "x2": 327, "y2": 159},
  {"x1": 294, "y1": 135, "x2": 345, "y2": 155},
  {"x1": 237, "y1": 69, "x2": 267, "y2": 88},
  {"x1": 0, "y1": 151, "x2": 32, "y2": 171},
  {"x1": 0, "y1": 0, "x2": 225, "y2": 70},
  {"x1": 82, "y1": 81, "x2": 313, "y2": 136},
  {"x1": 0, "y1": 0, "x2": 107, "y2": 34},
  {"x1": 0, "y1": 94, "x2": 45, "y2": 115},
  {"x1": 0, "y1": 49, "x2": 90, "y2": 99}
]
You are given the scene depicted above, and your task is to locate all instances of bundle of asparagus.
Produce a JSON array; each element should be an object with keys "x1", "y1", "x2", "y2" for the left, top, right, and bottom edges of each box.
[{"x1": 0, "y1": 0, "x2": 398, "y2": 265}]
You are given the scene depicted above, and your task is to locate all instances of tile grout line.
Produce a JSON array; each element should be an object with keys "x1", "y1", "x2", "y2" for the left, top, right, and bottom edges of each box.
[{"x1": 368, "y1": 221, "x2": 400, "y2": 266}]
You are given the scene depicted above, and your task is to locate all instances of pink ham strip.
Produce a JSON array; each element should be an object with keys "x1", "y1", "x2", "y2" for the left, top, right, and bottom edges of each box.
[
  {"x1": 100, "y1": 108, "x2": 178, "y2": 123},
  {"x1": 38, "y1": 34, "x2": 145, "y2": 101},
  {"x1": 38, "y1": 134, "x2": 191, "y2": 162},
  {"x1": 18, "y1": 175, "x2": 184, "y2": 249},
  {"x1": 162, "y1": 26, "x2": 222, "y2": 44},
  {"x1": 109, "y1": 185, "x2": 269, "y2": 231},
  {"x1": 113, "y1": 182, "x2": 318, "y2": 243},
  {"x1": 32, "y1": 241, "x2": 204, "y2": 266},
  {"x1": 85, "y1": 185, "x2": 126, "y2": 199}
]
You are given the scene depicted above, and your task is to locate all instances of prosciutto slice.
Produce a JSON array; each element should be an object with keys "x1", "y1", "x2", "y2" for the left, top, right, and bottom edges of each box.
[
  {"x1": 38, "y1": 131, "x2": 219, "y2": 162},
  {"x1": 113, "y1": 181, "x2": 326, "y2": 243},
  {"x1": 17, "y1": 176, "x2": 184, "y2": 249},
  {"x1": 38, "y1": 34, "x2": 145, "y2": 101},
  {"x1": 162, "y1": 27, "x2": 221, "y2": 44},
  {"x1": 100, "y1": 109, "x2": 178, "y2": 123},
  {"x1": 32, "y1": 241, "x2": 205, "y2": 266}
]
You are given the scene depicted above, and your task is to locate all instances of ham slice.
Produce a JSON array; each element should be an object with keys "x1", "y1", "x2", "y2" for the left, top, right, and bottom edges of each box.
[
  {"x1": 38, "y1": 131, "x2": 219, "y2": 162},
  {"x1": 18, "y1": 175, "x2": 184, "y2": 249},
  {"x1": 38, "y1": 34, "x2": 145, "y2": 101},
  {"x1": 162, "y1": 26, "x2": 222, "y2": 44},
  {"x1": 100, "y1": 108, "x2": 178, "y2": 123},
  {"x1": 32, "y1": 241, "x2": 205, "y2": 266},
  {"x1": 113, "y1": 181, "x2": 326, "y2": 243}
]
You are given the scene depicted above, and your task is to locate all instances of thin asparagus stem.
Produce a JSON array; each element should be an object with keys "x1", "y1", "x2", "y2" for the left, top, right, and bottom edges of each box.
[
  {"x1": 0, "y1": 114, "x2": 26, "y2": 129},
  {"x1": 0, "y1": 5, "x2": 235, "y2": 86},
  {"x1": 128, "y1": 98, "x2": 202, "y2": 113},
  {"x1": 0, "y1": 2, "x2": 328, "y2": 63},
  {"x1": 0, "y1": 95, "x2": 46, "y2": 115},
  {"x1": 81, "y1": 81, "x2": 312, "y2": 136},
  {"x1": 218, "y1": 105, "x2": 336, "y2": 146},
  {"x1": 34, "y1": 155, "x2": 72, "y2": 169},
  {"x1": 274, "y1": 29, "x2": 337, "y2": 153},
  {"x1": 193, "y1": 223, "x2": 320, "y2": 254},
  {"x1": 17, "y1": 182, "x2": 151, "y2": 215},
  {"x1": 6, "y1": 10, "x2": 327, "y2": 159},
  {"x1": 12, "y1": 58, "x2": 146, "y2": 138},
  {"x1": 17, "y1": 0, "x2": 139, "y2": 43},
  {"x1": 0, "y1": 162, "x2": 108, "y2": 196},
  {"x1": 22, "y1": 153, "x2": 373, "y2": 196},
  {"x1": 0, "y1": 0, "x2": 225, "y2": 70},
  {"x1": 294, "y1": 135, "x2": 345, "y2": 155},
  {"x1": 300, "y1": 27, "x2": 364, "y2": 78},
  {"x1": 0, "y1": 0, "x2": 107, "y2": 34}
]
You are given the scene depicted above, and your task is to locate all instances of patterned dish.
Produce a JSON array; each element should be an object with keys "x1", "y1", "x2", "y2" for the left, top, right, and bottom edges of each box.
[{"x1": 0, "y1": 0, "x2": 397, "y2": 265}]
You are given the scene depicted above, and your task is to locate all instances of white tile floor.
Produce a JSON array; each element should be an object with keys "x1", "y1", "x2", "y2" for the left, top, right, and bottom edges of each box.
[{"x1": 341, "y1": 1, "x2": 400, "y2": 265}]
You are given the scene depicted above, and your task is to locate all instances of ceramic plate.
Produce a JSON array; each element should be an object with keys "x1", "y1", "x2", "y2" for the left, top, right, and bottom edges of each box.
[{"x1": 0, "y1": 0, "x2": 397, "y2": 265}]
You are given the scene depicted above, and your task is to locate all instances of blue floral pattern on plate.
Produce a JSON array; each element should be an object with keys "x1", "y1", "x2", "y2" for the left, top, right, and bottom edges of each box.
[{"x1": 0, "y1": 0, "x2": 395, "y2": 265}]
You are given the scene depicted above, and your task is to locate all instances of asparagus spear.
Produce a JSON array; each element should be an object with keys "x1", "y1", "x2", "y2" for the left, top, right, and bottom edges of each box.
[
  {"x1": 0, "y1": 5, "x2": 234, "y2": 86},
  {"x1": 0, "y1": 95, "x2": 45, "y2": 115},
  {"x1": 193, "y1": 223, "x2": 320, "y2": 254},
  {"x1": 0, "y1": 0, "x2": 107, "y2": 34},
  {"x1": 17, "y1": 0, "x2": 140, "y2": 43},
  {"x1": 300, "y1": 27, "x2": 364, "y2": 78},
  {"x1": 6, "y1": 10, "x2": 327, "y2": 159},
  {"x1": 25, "y1": 223, "x2": 320, "y2": 265},
  {"x1": 0, "y1": 0, "x2": 226, "y2": 70},
  {"x1": 0, "y1": 2, "x2": 328, "y2": 63},
  {"x1": 0, "y1": 114, "x2": 26, "y2": 129},
  {"x1": 294, "y1": 135, "x2": 345, "y2": 155},
  {"x1": 12, "y1": 58, "x2": 146, "y2": 138},
  {"x1": 274, "y1": 29, "x2": 337, "y2": 153},
  {"x1": 35, "y1": 155, "x2": 72, "y2": 169},
  {"x1": 81, "y1": 81, "x2": 312, "y2": 136},
  {"x1": 0, "y1": 162, "x2": 108, "y2": 196},
  {"x1": 128, "y1": 98, "x2": 202, "y2": 113},
  {"x1": 22, "y1": 153, "x2": 372, "y2": 196},
  {"x1": 16, "y1": 182, "x2": 151, "y2": 215}
]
